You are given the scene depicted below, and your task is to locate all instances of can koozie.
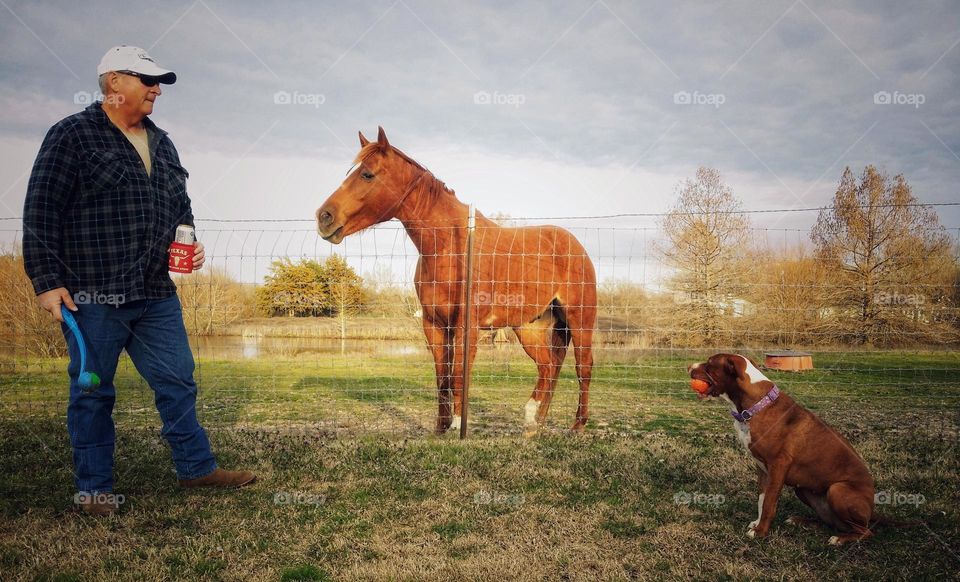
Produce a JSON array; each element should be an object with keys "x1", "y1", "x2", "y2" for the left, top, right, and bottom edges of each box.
[{"x1": 169, "y1": 225, "x2": 195, "y2": 273}]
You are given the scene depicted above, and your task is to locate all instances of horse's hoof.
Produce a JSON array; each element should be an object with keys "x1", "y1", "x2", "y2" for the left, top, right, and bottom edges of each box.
[
  {"x1": 570, "y1": 421, "x2": 587, "y2": 433},
  {"x1": 522, "y1": 425, "x2": 539, "y2": 438}
]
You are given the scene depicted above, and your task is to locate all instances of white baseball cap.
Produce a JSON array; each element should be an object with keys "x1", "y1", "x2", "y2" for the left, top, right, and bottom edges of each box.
[{"x1": 97, "y1": 45, "x2": 177, "y2": 84}]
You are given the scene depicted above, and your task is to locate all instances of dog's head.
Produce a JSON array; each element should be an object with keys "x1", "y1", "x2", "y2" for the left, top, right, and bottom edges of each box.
[{"x1": 687, "y1": 353, "x2": 763, "y2": 400}]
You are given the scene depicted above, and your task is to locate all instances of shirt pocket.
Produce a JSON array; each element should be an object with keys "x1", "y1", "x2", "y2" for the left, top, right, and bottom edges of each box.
[{"x1": 80, "y1": 150, "x2": 128, "y2": 196}]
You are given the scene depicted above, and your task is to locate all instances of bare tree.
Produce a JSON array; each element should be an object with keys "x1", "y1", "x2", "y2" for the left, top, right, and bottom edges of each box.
[
  {"x1": 659, "y1": 167, "x2": 750, "y2": 345},
  {"x1": 176, "y1": 267, "x2": 253, "y2": 336},
  {"x1": 811, "y1": 166, "x2": 955, "y2": 346},
  {"x1": 740, "y1": 243, "x2": 838, "y2": 346}
]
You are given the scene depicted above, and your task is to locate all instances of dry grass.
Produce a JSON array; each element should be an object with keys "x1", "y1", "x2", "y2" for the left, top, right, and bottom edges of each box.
[
  {"x1": 0, "y1": 420, "x2": 957, "y2": 581},
  {"x1": 1, "y1": 350, "x2": 958, "y2": 580}
]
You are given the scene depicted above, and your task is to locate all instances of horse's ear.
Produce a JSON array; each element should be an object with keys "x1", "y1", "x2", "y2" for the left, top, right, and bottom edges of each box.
[
  {"x1": 358, "y1": 131, "x2": 370, "y2": 147},
  {"x1": 377, "y1": 126, "x2": 390, "y2": 149}
]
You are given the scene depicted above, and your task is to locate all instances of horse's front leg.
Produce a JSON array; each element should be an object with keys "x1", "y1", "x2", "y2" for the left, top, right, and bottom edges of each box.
[
  {"x1": 449, "y1": 317, "x2": 479, "y2": 433},
  {"x1": 422, "y1": 317, "x2": 453, "y2": 434}
]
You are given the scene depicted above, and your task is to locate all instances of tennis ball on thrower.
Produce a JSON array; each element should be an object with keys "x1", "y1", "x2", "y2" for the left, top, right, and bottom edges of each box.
[{"x1": 79, "y1": 371, "x2": 101, "y2": 391}]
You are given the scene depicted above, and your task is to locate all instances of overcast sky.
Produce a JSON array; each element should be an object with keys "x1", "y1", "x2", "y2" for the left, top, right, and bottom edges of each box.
[{"x1": 1, "y1": 0, "x2": 958, "y2": 283}]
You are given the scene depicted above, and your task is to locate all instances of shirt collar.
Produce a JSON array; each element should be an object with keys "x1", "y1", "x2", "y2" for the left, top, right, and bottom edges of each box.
[{"x1": 86, "y1": 101, "x2": 167, "y2": 135}]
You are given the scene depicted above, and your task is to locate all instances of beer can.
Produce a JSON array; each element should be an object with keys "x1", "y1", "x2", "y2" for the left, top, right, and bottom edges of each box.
[
  {"x1": 175, "y1": 225, "x2": 196, "y2": 245},
  {"x1": 169, "y1": 224, "x2": 196, "y2": 273}
]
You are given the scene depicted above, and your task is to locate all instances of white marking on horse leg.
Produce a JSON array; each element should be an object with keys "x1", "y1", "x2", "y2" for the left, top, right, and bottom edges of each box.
[
  {"x1": 524, "y1": 398, "x2": 539, "y2": 426},
  {"x1": 450, "y1": 415, "x2": 461, "y2": 431},
  {"x1": 748, "y1": 493, "x2": 764, "y2": 529}
]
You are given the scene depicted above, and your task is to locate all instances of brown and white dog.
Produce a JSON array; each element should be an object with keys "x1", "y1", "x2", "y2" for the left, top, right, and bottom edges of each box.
[{"x1": 688, "y1": 353, "x2": 879, "y2": 545}]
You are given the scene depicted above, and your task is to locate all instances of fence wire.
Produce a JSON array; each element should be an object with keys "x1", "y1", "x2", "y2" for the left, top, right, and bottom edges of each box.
[{"x1": 1, "y1": 213, "x2": 958, "y2": 440}]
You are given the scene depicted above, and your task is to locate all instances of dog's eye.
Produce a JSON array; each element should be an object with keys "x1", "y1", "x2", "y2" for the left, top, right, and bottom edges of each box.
[{"x1": 360, "y1": 171, "x2": 375, "y2": 181}]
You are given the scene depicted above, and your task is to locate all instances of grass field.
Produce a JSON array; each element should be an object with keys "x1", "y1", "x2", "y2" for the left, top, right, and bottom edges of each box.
[{"x1": 0, "y1": 348, "x2": 958, "y2": 580}]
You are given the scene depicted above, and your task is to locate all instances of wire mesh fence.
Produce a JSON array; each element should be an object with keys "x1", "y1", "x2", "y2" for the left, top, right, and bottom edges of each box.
[{"x1": 1, "y1": 211, "x2": 959, "y2": 440}]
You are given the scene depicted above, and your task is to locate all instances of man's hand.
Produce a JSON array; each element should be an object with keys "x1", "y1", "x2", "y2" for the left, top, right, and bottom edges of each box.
[
  {"x1": 38, "y1": 287, "x2": 77, "y2": 322},
  {"x1": 193, "y1": 241, "x2": 205, "y2": 271}
]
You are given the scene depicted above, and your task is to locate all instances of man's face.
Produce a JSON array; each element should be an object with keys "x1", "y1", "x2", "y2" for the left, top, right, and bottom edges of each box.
[{"x1": 107, "y1": 71, "x2": 162, "y2": 117}]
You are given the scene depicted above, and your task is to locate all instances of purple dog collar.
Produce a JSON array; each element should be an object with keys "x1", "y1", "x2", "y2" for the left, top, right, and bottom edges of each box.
[{"x1": 731, "y1": 385, "x2": 780, "y2": 423}]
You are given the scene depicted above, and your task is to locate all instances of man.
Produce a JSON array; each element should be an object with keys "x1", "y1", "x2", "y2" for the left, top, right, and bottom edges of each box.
[{"x1": 22, "y1": 46, "x2": 255, "y2": 517}]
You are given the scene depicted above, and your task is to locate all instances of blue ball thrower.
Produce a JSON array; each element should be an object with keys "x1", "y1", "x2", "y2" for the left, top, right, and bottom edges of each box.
[{"x1": 61, "y1": 305, "x2": 101, "y2": 392}]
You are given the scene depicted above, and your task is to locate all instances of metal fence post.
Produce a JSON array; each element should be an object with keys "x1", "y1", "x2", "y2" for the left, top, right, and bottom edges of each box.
[{"x1": 460, "y1": 204, "x2": 476, "y2": 439}]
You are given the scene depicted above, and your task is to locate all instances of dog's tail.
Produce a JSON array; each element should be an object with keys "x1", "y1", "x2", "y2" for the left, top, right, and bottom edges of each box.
[{"x1": 870, "y1": 513, "x2": 923, "y2": 528}]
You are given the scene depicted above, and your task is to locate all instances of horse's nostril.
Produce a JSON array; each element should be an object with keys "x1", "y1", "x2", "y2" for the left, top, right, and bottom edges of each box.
[{"x1": 318, "y1": 210, "x2": 333, "y2": 226}]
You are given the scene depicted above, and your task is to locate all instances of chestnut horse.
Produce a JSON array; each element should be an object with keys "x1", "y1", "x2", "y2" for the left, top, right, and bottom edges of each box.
[{"x1": 316, "y1": 127, "x2": 596, "y2": 436}]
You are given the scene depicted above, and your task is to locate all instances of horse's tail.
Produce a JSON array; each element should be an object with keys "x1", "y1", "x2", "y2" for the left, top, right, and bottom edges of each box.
[{"x1": 549, "y1": 299, "x2": 572, "y2": 348}]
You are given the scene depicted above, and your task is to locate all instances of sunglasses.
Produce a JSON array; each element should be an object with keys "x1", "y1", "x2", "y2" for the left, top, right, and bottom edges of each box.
[{"x1": 117, "y1": 70, "x2": 161, "y2": 87}]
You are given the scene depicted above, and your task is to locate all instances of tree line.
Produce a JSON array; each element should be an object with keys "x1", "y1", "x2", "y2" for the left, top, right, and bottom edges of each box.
[
  {"x1": 0, "y1": 165, "x2": 956, "y2": 354},
  {"x1": 658, "y1": 165, "x2": 958, "y2": 347}
]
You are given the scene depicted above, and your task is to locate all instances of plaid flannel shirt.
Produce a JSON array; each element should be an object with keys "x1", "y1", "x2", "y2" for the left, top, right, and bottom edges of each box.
[{"x1": 23, "y1": 102, "x2": 194, "y2": 303}]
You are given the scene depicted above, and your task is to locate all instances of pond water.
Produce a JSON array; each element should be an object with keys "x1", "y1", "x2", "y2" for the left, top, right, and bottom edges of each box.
[{"x1": 189, "y1": 336, "x2": 431, "y2": 360}]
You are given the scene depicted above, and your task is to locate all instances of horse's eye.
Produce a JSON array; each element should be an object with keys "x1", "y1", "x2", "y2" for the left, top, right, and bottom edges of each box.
[{"x1": 360, "y1": 171, "x2": 375, "y2": 181}]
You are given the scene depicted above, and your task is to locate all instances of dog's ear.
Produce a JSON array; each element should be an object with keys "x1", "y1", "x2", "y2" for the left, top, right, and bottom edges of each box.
[{"x1": 725, "y1": 354, "x2": 746, "y2": 380}]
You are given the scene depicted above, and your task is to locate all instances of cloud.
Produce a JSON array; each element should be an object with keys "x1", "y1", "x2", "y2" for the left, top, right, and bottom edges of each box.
[{"x1": 0, "y1": 0, "x2": 957, "y2": 234}]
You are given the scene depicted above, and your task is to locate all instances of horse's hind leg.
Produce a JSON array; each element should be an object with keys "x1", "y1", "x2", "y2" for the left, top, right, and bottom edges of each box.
[
  {"x1": 563, "y1": 300, "x2": 595, "y2": 432},
  {"x1": 514, "y1": 309, "x2": 568, "y2": 437}
]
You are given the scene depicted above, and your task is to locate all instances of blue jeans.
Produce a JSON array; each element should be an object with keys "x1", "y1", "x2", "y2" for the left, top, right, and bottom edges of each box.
[{"x1": 63, "y1": 294, "x2": 216, "y2": 493}]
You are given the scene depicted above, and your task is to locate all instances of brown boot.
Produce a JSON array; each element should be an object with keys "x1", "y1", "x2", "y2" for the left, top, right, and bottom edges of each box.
[
  {"x1": 179, "y1": 468, "x2": 257, "y2": 489},
  {"x1": 76, "y1": 493, "x2": 120, "y2": 516}
]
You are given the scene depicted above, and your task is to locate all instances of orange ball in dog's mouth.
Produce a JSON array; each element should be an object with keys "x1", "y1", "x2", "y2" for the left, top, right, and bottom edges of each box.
[{"x1": 690, "y1": 378, "x2": 710, "y2": 395}]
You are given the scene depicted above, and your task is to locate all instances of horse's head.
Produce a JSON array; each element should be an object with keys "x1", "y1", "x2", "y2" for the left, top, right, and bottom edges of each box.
[{"x1": 316, "y1": 126, "x2": 422, "y2": 244}]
